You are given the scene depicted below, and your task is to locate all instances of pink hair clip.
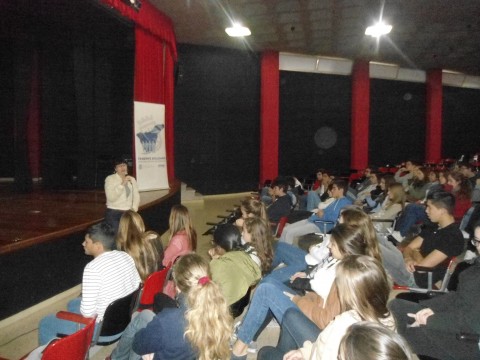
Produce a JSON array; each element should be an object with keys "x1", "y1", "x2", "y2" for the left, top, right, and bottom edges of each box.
[{"x1": 198, "y1": 276, "x2": 210, "y2": 286}]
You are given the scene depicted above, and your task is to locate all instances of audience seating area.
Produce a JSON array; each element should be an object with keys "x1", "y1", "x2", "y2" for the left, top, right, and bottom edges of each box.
[{"x1": 2, "y1": 156, "x2": 480, "y2": 360}]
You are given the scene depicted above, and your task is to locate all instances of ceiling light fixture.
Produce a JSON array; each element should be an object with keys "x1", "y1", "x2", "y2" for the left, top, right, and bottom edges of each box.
[
  {"x1": 365, "y1": 22, "x2": 392, "y2": 37},
  {"x1": 225, "y1": 23, "x2": 251, "y2": 37}
]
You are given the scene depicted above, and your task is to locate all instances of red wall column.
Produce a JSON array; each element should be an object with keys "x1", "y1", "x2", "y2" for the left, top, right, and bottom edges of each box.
[
  {"x1": 425, "y1": 69, "x2": 443, "y2": 163},
  {"x1": 259, "y1": 51, "x2": 279, "y2": 184},
  {"x1": 350, "y1": 60, "x2": 370, "y2": 171}
]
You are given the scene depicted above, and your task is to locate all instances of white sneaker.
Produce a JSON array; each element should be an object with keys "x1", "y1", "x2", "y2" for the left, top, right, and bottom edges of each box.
[
  {"x1": 230, "y1": 321, "x2": 242, "y2": 348},
  {"x1": 247, "y1": 341, "x2": 257, "y2": 354}
]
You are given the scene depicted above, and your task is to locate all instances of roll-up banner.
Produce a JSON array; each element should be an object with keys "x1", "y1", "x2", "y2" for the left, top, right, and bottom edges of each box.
[{"x1": 134, "y1": 101, "x2": 169, "y2": 191}]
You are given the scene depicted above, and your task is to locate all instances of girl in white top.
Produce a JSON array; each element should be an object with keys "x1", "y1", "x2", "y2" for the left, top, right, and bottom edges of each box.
[
  {"x1": 282, "y1": 255, "x2": 395, "y2": 360},
  {"x1": 370, "y1": 183, "x2": 406, "y2": 233}
]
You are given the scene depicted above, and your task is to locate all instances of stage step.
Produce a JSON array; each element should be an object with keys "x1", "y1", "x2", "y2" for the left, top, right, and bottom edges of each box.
[{"x1": 181, "y1": 182, "x2": 203, "y2": 202}]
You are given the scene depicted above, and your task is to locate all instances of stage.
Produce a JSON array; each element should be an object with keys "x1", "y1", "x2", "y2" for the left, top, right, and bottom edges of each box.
[{"x1": 0, "y1": 180, "x2": 181, "y2": 320}]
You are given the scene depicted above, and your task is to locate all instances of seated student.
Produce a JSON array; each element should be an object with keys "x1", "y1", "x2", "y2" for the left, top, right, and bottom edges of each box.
[
  {"x1": 394, "y1": 172, "x2": 472, "y2": 239},
  {"x1": 405, "y1": 167, "x2": 430, "y2": 203},
  {"x1": 370, "y1": 183, "x2": 406, "y2": 232},
  {"x1": 162, "y1": 204, "x2": 197, "y2": 297},
  {"x1": 458, "y1": 161, "x2": 480, "y2": 189},
  {"x1": 354, "y1": 172, "x2": 380, "y2": 205},
  {"x1": 381, "y1": 190, "x2": 465, "y2": 287},
  {"x1": 256, "y1": 255, "x2": 395, "y2": 360},
  {"x1": 242, "y1": 217, "x2": 275, "y2": 274},
  {"x1": 364, "y1": 174, "x2": 395, "y2": 213},
  {"x1": 163, "y1": 204, "x2": 197, "y2": 266},
  {"x1": 306, "y1": 170, "x2": 334, "y2": 211},
  {"x1": 38, "y1": 222, "x2": 141, "y2": 345},
  {"x1": 279, "y1": 179, "x2": 352, "y2": 244},
  {"x1": 287, "y1": 183, "x2": 335, "y2": 225},
  {"x1": 111, "y1": 254, "x2": 233, "y2": 360},
  {"x1": 394, "y1": 160, "x2": 418, "y2": 189},
  {"x1": 268, "y1": 206, "x2": 381, "y2": 284},
  {"x1": 266, "y1": 176, "x2": 293, "y2": 223},
  {"x1": 208, "y1": 224, "x2": 261, "y2": 316},
  {"x1": 350, "y1": 167, "x2": 373, "y2": 194},
  {"x1": 298, "y1": 169, "x2": 324, "y2": 210},
  {"x1": 116, "y1": 211, "x2": 164, "y2": 281},
  {"x1": 261, "y1": 176, "x2": 299, "y2": 207},
  {"x1": 425, "y1": 169, "x2": 442, "y2": 197},
  {"x1": 338, "y1": 321, "x2": 414, "y2": 360},
  {"x1": 448, "y1": 171, "x2": 472, "y2": 221},
  {"x1": 234, "y1": 198, "x2": 269, "y2": 229},
  {"x1": 231, "y1": 223, "x2": 381, "y2": 358},
  {"x1": 388, "y1": 221, "x2": 480, "y2": 360}
]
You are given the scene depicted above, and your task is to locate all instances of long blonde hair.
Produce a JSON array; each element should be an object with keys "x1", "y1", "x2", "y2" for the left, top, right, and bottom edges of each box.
[
  {"x1": 116, "y1": 210, "x2": 145, "y2": 251},
  {"x1": 139, "y1": 231, "x2": 164, "y2": 279},
  {"x1": 243, "y1": 217, "x2": 274, "y2": 273},
  {"x1": 335, "y1": 255, "x2": 391, "y2": 324},
  {"x1": 240, "y1": 198, "x2": 269, "y2": 223},
  {"x1": 116, "y1": 211, "x2": 163, "y2": 281},
  {"x1": 340, "y1": 206, "x2": 382, "y2": 262},
  {"x1": 168, "y1": 204, "x2": 197, "y2": 251},
  {"x1": 386, "y1": 183, "x2": 406, "y2": 210},
  {"x1": 174, "y1": 254, "x2": 232, "y2": 360}
]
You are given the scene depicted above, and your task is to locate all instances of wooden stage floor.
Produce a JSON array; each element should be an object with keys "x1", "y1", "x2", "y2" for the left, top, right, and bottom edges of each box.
[{"x1": 0, "y1": 183, "x2": 176, "y2": 255}]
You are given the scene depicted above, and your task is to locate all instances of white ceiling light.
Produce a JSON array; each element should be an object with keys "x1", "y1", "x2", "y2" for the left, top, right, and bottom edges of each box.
[
  {"x1": 365, "y1": 22, "x2": 392, "y2": 37},
  {"x1": 225, "y1": 23, "x2": 251, "y2": 37}
]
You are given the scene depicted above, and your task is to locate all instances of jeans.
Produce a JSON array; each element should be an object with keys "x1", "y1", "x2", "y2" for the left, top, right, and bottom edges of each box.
[
  {"x1": 111, "y1": 310, "x2": 156, "y2": 360},
  {"x1": 267, "y1": 242, "x2": 308, "y2": 284},
  {"x1": 236, "y1": 279, "x2": 298, "y2": 344},
  {"x1": 378, "y1": 235, "x2": 416, "y2": 287},
  {"x1": 276, "y1": 307, "x2": 321, "y2": 353},
  {"x1": 257, "y1": 307, "x2": 322, "y2": 360},
  {"x1": 306, "y1": 192, "x2": 321, "y2": 211},
  {"x1": 396, "y1": 203, "x2": 427, "y2": 236},
  {"x1": 38, "y1": 298, "x2": 99, "y2": 346},
  {"x1": 279, "y1": 220, "x2": 319, "y2": 245}
]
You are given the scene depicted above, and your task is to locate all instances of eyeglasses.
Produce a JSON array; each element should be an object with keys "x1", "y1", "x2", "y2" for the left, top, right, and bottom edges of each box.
[{"x1": 470, "y1": 237, "x2": 480, "y2": 247}]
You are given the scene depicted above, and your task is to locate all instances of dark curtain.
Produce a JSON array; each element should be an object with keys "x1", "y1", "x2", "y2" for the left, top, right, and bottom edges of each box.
[
  {"x1": 41, "y1": 37, "x2": 134, "y2": 189},
  {"x1": 41, "y1": 40, "x2": 78, "y2": 189},
  {"x1": 174, "y1": 44, "x2": 260, "y2": 195},
  {"x1": 369, "y1": 79, "x2": 425, "y2": 166},
  {"x1": 442, "y1": 86, "x2": 480, "y2": 159},
  {"x1": 279, "y1": 71, "x2": 352, "y2": 177},
  {"x1": 73, "y1": 43, "x2": 96, "y2": 188},
  {"x1": 1, "y1": 0, "x2": 135, "y2": 190},
  {"x1": 13, "y1": 41, "x2": 34, "y2": 192},
  {"x1": 0, "y1": 40, "x2": 15, "y2": 179}
]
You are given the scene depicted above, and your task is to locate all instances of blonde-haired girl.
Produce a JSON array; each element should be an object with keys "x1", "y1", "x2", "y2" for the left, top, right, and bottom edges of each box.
[
  {"x1": 116, "y1": 211, "x2": 163, "y2": 281},
  {"x1": 242, "y1": 217, "x2": 274, "y2": 274},
  {"x1": 163, "y1": 204, "x2": 197, "y2": 266},
  {"x1": 235, "y1": 198, "x2": 269, "y2": 228},
  {"x1": 112, "y1": 253, "x2": 233, "y2": 360},
  {"x1": 258, "y1": 255, "x2": 394, "y2": 360}
]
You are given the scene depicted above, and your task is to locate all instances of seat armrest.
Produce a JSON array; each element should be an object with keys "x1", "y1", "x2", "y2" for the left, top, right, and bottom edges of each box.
[
  {"x1": 56, "y1": 311, "x2": 95, "y2": 326},
  {"x1": 414, "y1": 265, "x2": 436, "y2": 272},
  {"x1": 371, "y1": 218, "x2": 395, "y2": 223}
]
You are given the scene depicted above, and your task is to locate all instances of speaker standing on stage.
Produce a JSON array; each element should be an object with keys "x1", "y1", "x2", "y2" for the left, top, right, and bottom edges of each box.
[{"x1": 105, "y1": 158, "x2": 140, "y2": 233}]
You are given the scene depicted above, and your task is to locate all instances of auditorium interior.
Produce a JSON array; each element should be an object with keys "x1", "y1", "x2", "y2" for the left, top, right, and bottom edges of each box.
[{"x1": 1, "y1": 0, "x2": 480, "y2": 359}]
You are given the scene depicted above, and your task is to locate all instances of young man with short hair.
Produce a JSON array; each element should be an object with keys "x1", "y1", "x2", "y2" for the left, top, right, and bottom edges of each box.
[
  {"x1": 38, "y1": 222, "x2": 141, "y2": 345},
  {"x1": 266, "y1": 177, "x2": 293, "y2": 223},
  {"x1": 279, "y1": 179, "x2": 352, "y2": 244},
  {"x1": 381, "y1": 190, "x2": 464, "y2": 287}
]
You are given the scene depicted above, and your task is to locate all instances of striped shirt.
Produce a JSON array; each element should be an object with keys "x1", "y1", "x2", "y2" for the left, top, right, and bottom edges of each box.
[{"x1": 80, "y1": 250, "x2": 141, "y2": 322}]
